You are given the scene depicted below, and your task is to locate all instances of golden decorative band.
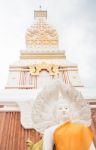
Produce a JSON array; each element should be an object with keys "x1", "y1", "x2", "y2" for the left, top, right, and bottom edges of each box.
[{"x1": 20, "y1": 52, "x2": 65, "y2": 59}]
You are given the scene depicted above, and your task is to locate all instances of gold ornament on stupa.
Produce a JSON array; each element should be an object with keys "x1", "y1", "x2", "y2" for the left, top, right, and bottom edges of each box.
[
  {"x1": 29, "y1": 63, "x2": 58, "y2": 75},
  {"x1": 25, "y1": 6, "x2": 58, "y2": 48}
]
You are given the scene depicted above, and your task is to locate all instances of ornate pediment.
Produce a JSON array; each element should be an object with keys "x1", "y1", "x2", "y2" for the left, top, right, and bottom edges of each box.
[{"x1": 29, "y1": 63, "x2": 58, "y2": 75}]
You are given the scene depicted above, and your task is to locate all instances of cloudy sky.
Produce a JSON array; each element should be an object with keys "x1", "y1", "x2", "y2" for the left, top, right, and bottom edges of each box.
[{"x1": 0, "y1": 0, "x2": 96, "y2": 89}]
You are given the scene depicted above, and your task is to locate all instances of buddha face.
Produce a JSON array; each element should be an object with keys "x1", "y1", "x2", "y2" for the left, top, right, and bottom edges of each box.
[{"x1": 56, "y1": 102, "x2": 71, "y2": 123}]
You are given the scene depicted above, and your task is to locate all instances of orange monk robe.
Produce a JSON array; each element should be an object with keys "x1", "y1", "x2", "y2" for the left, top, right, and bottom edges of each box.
[{"x1": 53, "y1": 122, "x2": 93, "y2": 150}]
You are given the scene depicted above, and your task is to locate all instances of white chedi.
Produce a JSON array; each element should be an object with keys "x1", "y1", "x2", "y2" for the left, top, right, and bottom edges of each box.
[{"x1": 31, "y1": 79, "x2": 91, "y2": 133}]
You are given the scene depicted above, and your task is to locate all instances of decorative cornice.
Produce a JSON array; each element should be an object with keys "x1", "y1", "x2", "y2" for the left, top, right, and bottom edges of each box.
[
  {"x1": 20, "y1": 52, "x2": 66, "y2": 59},
  {"x1": 5, "y1": 86, "x2": 34, "y2": 89},
  {"x1": 9, "y1": 65, "x2": 78, "y2": 70}
]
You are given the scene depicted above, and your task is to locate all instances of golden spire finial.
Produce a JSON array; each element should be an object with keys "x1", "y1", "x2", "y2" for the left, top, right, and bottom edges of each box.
[{"x1": 34, "y1": 6, "x2": 47, "y2": 19}]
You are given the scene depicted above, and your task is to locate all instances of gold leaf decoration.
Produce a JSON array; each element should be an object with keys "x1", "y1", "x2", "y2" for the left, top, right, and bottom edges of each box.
[{"x1": 29, "y1": 63, "x2": 58, "y2": 75}]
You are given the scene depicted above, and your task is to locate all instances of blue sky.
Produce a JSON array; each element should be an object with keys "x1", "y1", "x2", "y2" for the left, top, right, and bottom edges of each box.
[{"x1": 0, "y1": 0, "x2": 96, "y2": 89}]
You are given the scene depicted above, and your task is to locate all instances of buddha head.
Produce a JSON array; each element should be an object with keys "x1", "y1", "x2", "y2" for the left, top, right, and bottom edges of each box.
[{"x1": 55, "y1": 100, "x2": 71, "y2": 124}]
